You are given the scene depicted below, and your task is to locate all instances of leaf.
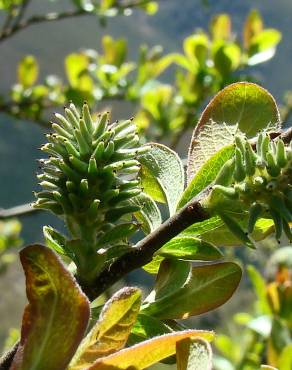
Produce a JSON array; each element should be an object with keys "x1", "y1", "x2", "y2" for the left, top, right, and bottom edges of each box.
[
  {"x1": 176, "y1": 337, "x2": 213, "y2": 370},
  {"x1": 278, "y1": 344, "x2": 292, "y2": 370},
  {"x1": 43, "y1": 226, "x2": 67, "y2": 255},
  {"x1": 150, "y1": 259, "x2": 192, "y2": 301},
  {"x1": 69, "y1": 287, "x2": 141, "y2": 369},
  {"x1": 139, "y1": 143, "x2": 184, "y2": 216},
  {"x1": 142, "y1": 262, "x2": 242, "y2": 319},
  {"x1": 213, "y1": 42, "x2": 241, "y2": 76},
  {"x1": 130, "y1": 192, "x2": 162, "y2": 234},
  {"x1": 157, "y1": 236, "x2": 223, "y2": 261},
  {"x1": 210, "y1": 13, "x2": 232, "y2": 41},
  {"x1": 178, "y1": 145, "x2": 234, "y2": 209},
  {"x1": 87, "y1": 329, "x2": 214, "y2": 370},
  {"x1": 18, "y1": 55, "x2": 39, "y2": 88},
  {"x1": 187, "y1": 82, "x2": 280, "y2": 181},
  {"x1": 247, "y1": 265, "x2": 271, "y2": 314},
  {"x1": 65, "y1": 53, "x2": 92, "y2": 91},
  {"x1": 243, "y1": 9, "x2": 263, "y2": 49},
  {"x1": 143, "y1": 255, "x2": 164, "y2": 274},
  {"x1": 183, "y1": 33, "x2": 209, "y2": 68},
  {"x1": 131, "y1": 313, "x2": 172, "y2": 340},
  {"x1": 10, "y1": 245, "x2": 90, "y2": 370},
  {"x1": 248, "y1": 29, "x2": 282, "y2": 66}
]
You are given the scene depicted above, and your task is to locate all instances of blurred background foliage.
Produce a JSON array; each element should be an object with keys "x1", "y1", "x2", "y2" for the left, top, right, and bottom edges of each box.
[{"x1": 0, "y1": 0, "x2": 291, "y2": 368}]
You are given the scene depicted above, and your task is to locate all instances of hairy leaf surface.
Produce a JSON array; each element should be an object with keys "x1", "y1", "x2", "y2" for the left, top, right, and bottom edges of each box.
[{"x1": 10, "y1": 245, "x2": 90, "y2": 370}]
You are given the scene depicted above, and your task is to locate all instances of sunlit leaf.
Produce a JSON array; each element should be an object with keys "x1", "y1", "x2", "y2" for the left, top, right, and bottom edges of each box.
[
  {"x1": 187, "y1": 82, "x2": 280, "y2": 181},
  {"x1": 157, "y1": 236, "x2": 223, "y2": 261},
  {"x1": 139, "y1": 143, "x2": 184, "y2": 215},
  {"x1": 210, "y1": 13, "x2": 231, "y2": 41},
  {"x1": 18, "y1": 56, "x2": 39, "y2": 88},
  {"x1": 10, "y1": 245, "x2": 90, "y2": 370},
  {"x1": 130, "y1": 192, "x2": 162, "y2": 234},
  {"x1": 178, "y1": 145, "x2": 234, "y2": 209},
  {"x1": 213, "y1": 42, "x2": 241, "y2": 76},
  {"x1": 248, "y1": 29, "x2": 282, "y2": 66},
  {"x1": 183, "y1": 33, "x2": 209, "y2": 68},
  {"x1": 243, "y1": 9, "x2": 263, "y2": 49},
  {"x1": 131, "y1": 313, "x2": 172, "y2": 340},
  {"x1": 278, "y1": 344, "x2": 292, "y2": 370},
  {"x1": 247, "y1": 265, "x2": 271, "y2": 314},
  {"x1": 176, "y1": 337, "x2": 213, "y2": 370},
  {"x1": 69, "y1": 287, "x2": 141, "y2": 369},
  {"x1": 87, "y1": 329, "x2": 214, "y2": 370},
  {"x1": 142, "y1": 262, "x2": 242, "y2": 319},
  {"x1": 65, "y1": 53, "x2": 92, "y2": 91}
]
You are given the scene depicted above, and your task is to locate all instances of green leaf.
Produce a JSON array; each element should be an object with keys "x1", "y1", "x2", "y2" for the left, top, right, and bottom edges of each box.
[
  {"x1": 150, "y1": 259, "x2": 192, "y2": 301},
  {"x1": 178, "y1": 145, "x2": 234, "y2": 209},
  {"x1": 243, "y1": 9, "x2": 263, "y2": 49},
  {"x1": 176, "y1": 337, "x2": 213, "y2": 370},
  {"x1": 213, "y1": 42, "x2": 241, "y2": 76},
  {"x1": 130, "y1": 192, "x2": 162, "y2": 234},
  {"x1": 69, "y1": 287, "x2": 141, "y2": 369},
  {"x1": 247, "y1": 265, "x2": 271, "y2": 314},
  {"x1": 10, "y1": 245, "x2": 90, "y2": 370},
  {"x1": 142, "y1": 262, "x2": 242, "y2": 319},
  {"x1": 187, "y1": 82, "x2": 280, "y2": 181},
  {"x1": 278, "y1": 344, "x2": 292, "y2": 370},
  {"x1": 18, "y1": 55, "x2": 39, "y2": 88},
  {"x1": 248, "y1": 29, "x2": 282, "y2": 63},
  {"x1": 87, "y1": 329, "x2": 214, "y2": 370},
  {"x1": 183, "y1": 33, "x2": 209, "y2": 68},
  {"x1": 96, "y1": 223, "x2": 139, "y2": 247},
  {"x1": 157, "y1": 236, "x2": 223, "y2": 261},
  {"x1": 43, "y1": 226, "x2": 67, "y2": 255},
  {"x1": 215, "y1": 334, "x2": 240, "y2": 362},
  {"x1": 139, "y1": 143, "x2": 184, "y2": 215},
  {"x1": 130, "y1": 313, "x2": 172, "y2": 343},
  {"x1": 210, "y1": 13, "x2": 231, "y2": 41},
  {"x1": 65, "y1": 53, "x2": 92, "y2": 91}
]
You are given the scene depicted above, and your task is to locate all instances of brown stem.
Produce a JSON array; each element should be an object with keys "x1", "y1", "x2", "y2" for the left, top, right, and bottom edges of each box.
[
  {"x1": 0, "y1": 0, "x2": 155, "y2": 43},
  {"x1": 0, "y1": 341, "x2": 19, "y2": 370},
  {"x1": 0, "y1": 203, "x2": 41, "y2": 219}
]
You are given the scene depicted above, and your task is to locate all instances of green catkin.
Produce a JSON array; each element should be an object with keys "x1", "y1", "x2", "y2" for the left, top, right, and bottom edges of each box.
[
  {"x1": 88, "y1": 157, "x2": 98, "y2": 176},
  {"x1": 82, "y1": 103, "x2": 94, "y2": 133},
  {"x1": 283, "y1": 219, "x2": 292, "y2": 241},
  {"x1": 65, "y1": 107, "x2": 79, "y2": 128},
  {"x1": 266, "y1": 152, "x2": 281, "y2": 177},
  {"x1": 69, "y1": 155, "x2": 88, "y2": 174},
  {"x1": 92, "y1": 141, "x2": 105, "y2": 161},
  {"x1": 269, "y1": 208, "x2": 283, "y2": 241},
  {"x1": 276, "y1": 139, "x2": 287, "y2": 168},
  {"x1": 63, "y1": 140, "x2": 80, "y2": 158},
  {"x1": 213, "y1": 185, "x2": 238, "y2": 199},
  {"x1": 54, "y1": 113, "x2": 73, "y2": 132},
  {"x1": 103, "y1": 140, "x2": 115, "y2": 160},
  {"x1": 214, "y1": 158, "x2": 235, "y2": 186},
  {"x1": 247, "y1": 202, "x2": 262, "y2": 234},
  {"x1": 93, "y1": 113, "x2": 108, "y2": 139},
  {"x1": 80, "y1": 179, "x2": 89, "y2": 195},
  {"x1": 74, "y1": 129, "x2": 90, "y2": 156},
  {"x1": 235, "y1": 135, "x2": 246, "y2": 155},
  {"x1": 112, "y1": 119, "x2": 133, "y2": 135},
  {"x1": 69, "y1": 102, "x2": 80, "y2": 119},
  {"x1": 245, "y1": 141, "x2": 256, "y2": 176},
  {"x1": 66, "y1": 181, "x2": 76, "y2": 193},
  {"x1": 269, "y1": 195, "x2": 292, "y2": 223},
  {"x1": 234, "y1": 148, "x2": 246, "y2": 182},
  {"x1": 79, "y1": 118, "x2": 92, "y2": 145},
  {"x1": 260, "y1": 134, "x2": 270, "y2": 162},
  {"x1": 51, "y1": 123, "x2": 74, "y2": 140}
]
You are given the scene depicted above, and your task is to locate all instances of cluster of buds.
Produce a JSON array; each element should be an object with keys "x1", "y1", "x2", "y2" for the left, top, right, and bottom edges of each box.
[
  {"x1": 210, "y1": 132, "x2": 292, "y2": 247},
  {"x1": 34, "y1": 103, "x2": 149, "y2": 281}
]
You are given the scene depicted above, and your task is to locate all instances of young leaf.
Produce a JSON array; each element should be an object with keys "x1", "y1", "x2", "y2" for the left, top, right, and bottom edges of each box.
[
  {"x1": 139, "y1": 143, "x2": 184, "y2": 215},
  {"x1": 176, "y1": 337, "x2": 213, "y2": 370},
  {"x1": 178, "y1": 145, "x2": 234, "y2": 208},
  {"x1": 157, "y1": 236, "x2": 223, "y2": 261},
  {"x1": 187, "y1": 82, "x2": 280, "y2": 181},
  {"x1": 142, "y1": 262, "x2": 242, "y2": 319},
  {"x1": 278, "y1": 344, "x2": 292, "y2": 370},
  {"x1": 10, "y1": 245, "x2": 90, "y2": 370},
  {"x1": 247, "y1": 265, "x2": 271, "y2": 315},
  {"x1": 17, "y1": 55, "x2": 39, "y2": 88},
  {"x1": 131, "y1": 313, "x2": 172, "y2": 340},
  {"x1": 87, "y1": 329, "x2": 214, "y2": 370},
  {"x1": 130, "y1": 192, "x2": 162, "y2": 234},
  {"x1": 69, "y1": 287, "x2": 141, "y2": 369}
]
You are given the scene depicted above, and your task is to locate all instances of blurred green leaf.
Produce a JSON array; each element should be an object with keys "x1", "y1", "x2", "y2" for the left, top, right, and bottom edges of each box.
[
  {"x1": 142, "y1": 262, "x2": 242, "y2": 319},
  {"x1": 139, "y1": 143, "x2": 184, "y2": 216},
  {"x1": 210, "y1": 14, "x2": 232, "y2": 41},
  {"x1": 215, "y1": 334, "x2": 240, "y2": 362},
  {"x1": 247, "y1": 265, "x2": 272, "y2": 314},
  {"x1": 17, "y1": 56, "x2": 39, "y2": 88},
  {"x1": 176, "y1": 337, "x2": 213, "y2": 370},
  {"x1": 278, "y1": 344, "x2": 292, "y2": 370},
  {"x1": 10, "y1": 245, "x2": 90, "y2": 370},
  {"x1": 69, "y1": 287, "x2": 141, "y2": 369},
  {"x1": 243, "y1": 9, "x2": 263, "y2": 49},
  {"x1": 65, "y1": 53, "x2": 93, "y2": 91},
  {"x1": 248, "y1": 29, "x2": 282, "y2": 66},
  {"x1": 183, "y1": 33, "x2": 209, "y2": 69},
  {"x1": 213, "y1": 42, "x2": 241, "y2": 76}
]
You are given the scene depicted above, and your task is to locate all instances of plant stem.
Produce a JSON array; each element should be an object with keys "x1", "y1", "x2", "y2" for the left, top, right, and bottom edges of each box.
[
  {"x1": 0, "y1": 0, "x2": 155, "y2": 43},
  {"x1": 0, "y1": 341, "x2": 19, "y2": 370},
  {"x1": 78, "y1": 187, "x2": 211, "y2": 300}
]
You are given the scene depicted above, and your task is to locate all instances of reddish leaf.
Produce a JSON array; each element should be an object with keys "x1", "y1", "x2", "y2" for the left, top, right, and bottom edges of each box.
[{"x1": 10, "y1": 244, "x2": 90, "y2": 370}]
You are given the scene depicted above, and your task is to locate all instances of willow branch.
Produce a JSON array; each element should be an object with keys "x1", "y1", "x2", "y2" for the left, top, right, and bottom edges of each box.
[
  {"x1": 0, "y1": 341, "x2": 19, "y2": 370},
  {"x1": 0, "y1": 203, "x2": 41, "y2": 220},
  {"x1": 0, "y1": 0, "x2": 155, "y2": 43}
]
